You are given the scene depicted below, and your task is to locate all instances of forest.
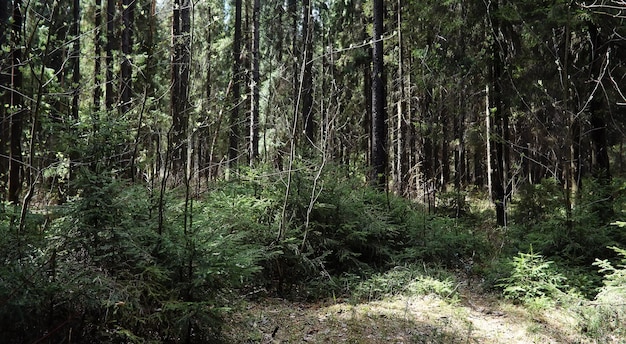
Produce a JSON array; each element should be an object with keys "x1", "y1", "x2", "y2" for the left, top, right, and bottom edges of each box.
[{"x1": 1, "y1": 0, "x2": 626, "y2": 342}]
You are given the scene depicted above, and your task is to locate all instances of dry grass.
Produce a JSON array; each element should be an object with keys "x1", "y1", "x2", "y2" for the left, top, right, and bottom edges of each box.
[{"x1": 224, "y1": 284, "x2": 598, "y2": 344}]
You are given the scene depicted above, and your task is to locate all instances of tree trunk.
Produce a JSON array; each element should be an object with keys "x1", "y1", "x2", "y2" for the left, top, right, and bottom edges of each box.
[
  {"x1": 371, "y1": 0, "x2": 387, "y2": 189},
  {"x1": 0, "y1": 0, "x2": 10, "y2": 200},
  {"x1": 7, "y1": 0, "x2": 24, "y2": 204},
  {"x1": 120, "y1": 0, "x2": 133, "y2": 113},
  {"x1": 229, "y1": 0, "x2": 242, "y2": 168},
  {"x1": 587, "y1": 22, "x2": 612, "y2": 219},
  {"x1": 395, "y1": 0, "x2": 408, "y2": 196},
  {"x1": 71, "y1": 0, "x2": 80, "y2": 120},
  {"x1": 302, "y1": 0, "x2": 314, "y2": 146},
  {"x1": 489, "y1": 0, "x2": 507, "y2": 226},
  {"x1": 93, "y1": 0, "x2": 102, "y2": 114},
  {"x1": 171, "y1": 0, "x2": 191, "y2": 173},
  {"x1": 249, "y1": 0, "x2": 260, "y2": 165},
  {"x1": 105, "y1": 0, "x2": 115, "y2": 111}
]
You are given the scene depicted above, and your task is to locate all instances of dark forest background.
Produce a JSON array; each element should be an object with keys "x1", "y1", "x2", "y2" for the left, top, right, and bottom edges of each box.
[{"x1": 1, "y1": 0, "x2": 626, "y2": 342}]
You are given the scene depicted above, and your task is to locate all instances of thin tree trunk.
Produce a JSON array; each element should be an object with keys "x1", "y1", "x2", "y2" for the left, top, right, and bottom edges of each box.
[
  {"x1": 489, "y1": 0, "x2": 507, "y2": 226},
  {"x1": 396, "y1": 0, "x2": 408, "y2": 195},
  {"x1": 0, "y1": 0, "x2": 11, "y2": 200},
  {"x1": 105, "y1": 0, "x2": 115, "y2": 111},
  {"x1": 229, "y1": 0, "x2": 242, "y2": 169},
  {"x1": 249, "y1": 0, "x2": 260, "y2": 165},
  {"x1": 171, "y1": 0, "x2": 191, "y2": 175},
  {"x1": 93, "y1": 0, "x2": 102, "y2": 114},
  {"x1": 120, "y1": 0, "x2": 133, "y2": 113},
  {"x1": 587, "y1": 22, "x2": 612, "y2": 219},
  {"x1": 8, "y1": 0, "x2": 24, "y2": 205},
  {"x1": 371, "y1": 0, "x2": 387, "y2": 189},
  {"x1": 485, "y1": 84, "x2": 492, "y2": 198},
  {"x1": 302, "y1": 0, "x2": 314, "y2": 145},
  {"x1": 72, "y1": 0, "x2": 80, "y2": 120}
]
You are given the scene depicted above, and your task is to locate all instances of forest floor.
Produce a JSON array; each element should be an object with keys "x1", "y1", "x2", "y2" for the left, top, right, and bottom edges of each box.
[{"x1": 224, "y1": 279, "x2": 604, "y2": 344}]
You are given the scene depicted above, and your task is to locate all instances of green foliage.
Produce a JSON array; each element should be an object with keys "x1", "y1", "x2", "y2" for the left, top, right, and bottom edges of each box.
[
  {"x1": 348, "y1": 264, "x2": 459, "y2": 302},
  {"x1": 0, "y1": 171, "x2": 263, "y2": 343},
  {"x1": 499, "y1": 250, "x2": 569, "y2": 308},
  {"x1": 582, "y1": 245, "x2": 626, "y2": 338},
  {"x1": 510, "y1": 178, "x2": 620, "y2": 267}
]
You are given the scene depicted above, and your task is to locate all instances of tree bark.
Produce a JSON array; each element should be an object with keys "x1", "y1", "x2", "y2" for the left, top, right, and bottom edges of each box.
[
  {"x1": 0, "y1": 0, "x2": 10, "y2": 199},
  {"x1": 7, "y1": 0, "x2": 24, "y2": 204},
  {"x1": 302, "y1": 0, "x2": 314, "y2": 145},
  {"x1": 105, "y1": 0, "x2": 115, "y2": 111},
  {"x1": 229, "y1": 0, "x2": 242, "y2": 168},
  {"x1": 371, "y1": 0, "x2": 387, "y2": 189},
  {"x1": 249, "y1": 0, "x2": 260, "y2": 165},
  {"x1": 171, "y1": 0, "x2": 191, "y2": 172},
  {"x1": 489, "y1": 0, "x2": 507, "y2": 226},
  {"x1": 71, "y1": 0, "x2": 80, "y2": 120},
  {"x1": 587, "y1": 21, "x2": 612, "y2": 219},
  {"x1": 93, "y1": 0, "x2": 102, "y2": 114},
  {"x1": 120, "y1": 0, "x2": 133, "y2": 113}
]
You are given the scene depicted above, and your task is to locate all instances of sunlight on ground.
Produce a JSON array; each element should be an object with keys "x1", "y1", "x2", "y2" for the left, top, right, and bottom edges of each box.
[{"x1": 225, "y1": 288, "x2": 596, "y2": 343}]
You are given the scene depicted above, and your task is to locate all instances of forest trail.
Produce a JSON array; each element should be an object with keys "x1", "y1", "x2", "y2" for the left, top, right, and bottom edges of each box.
[{"x1": 225, "y1": 282, "x2": 594, "y2": 344}]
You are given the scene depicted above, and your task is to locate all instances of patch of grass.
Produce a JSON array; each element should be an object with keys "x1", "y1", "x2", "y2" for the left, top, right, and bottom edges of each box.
[{"x1": 347, "y1": 264, "x2": 459, "y2": 302}]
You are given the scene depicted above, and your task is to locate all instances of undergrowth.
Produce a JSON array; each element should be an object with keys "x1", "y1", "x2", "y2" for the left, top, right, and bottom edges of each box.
[{"x1": 1, "y1": 164, "x2": 625, "y2": 342}]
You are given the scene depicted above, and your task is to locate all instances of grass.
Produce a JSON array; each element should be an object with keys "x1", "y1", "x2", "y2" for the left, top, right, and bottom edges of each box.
[{"x1": 224, "y1": 271, "x2": 602, "y2": 344}]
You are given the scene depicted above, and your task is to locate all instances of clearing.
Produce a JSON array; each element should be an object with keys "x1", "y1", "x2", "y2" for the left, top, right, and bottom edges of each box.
[{"x1": 225, "y1": 281, "x2": 599, "y2": 344}]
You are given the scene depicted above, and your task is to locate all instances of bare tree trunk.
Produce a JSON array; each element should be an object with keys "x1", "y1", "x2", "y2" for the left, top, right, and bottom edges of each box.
[
  {"x1": 0, "y1": 0, "x2": 11, "y2": 200},
  {"x1": 489, "y1": 0, "x2": 507, "y2": 226},
  {"x1": 71, "y1": 0, "x2": 80, "y2": 120},
  {"x1": 395, "y1": 0, "x2": 408, "y2": 196},
  {"x1": 120, "y1": 0, "x2": 133, "y2": 113},
  {"x1": 8, "y1": 0, "x2": 24, "y2": 204},
  {"x1": 171, "y1": 0, "x2": 191, "y2": 175},
  {"x1": 587, "y1": 22, "x2": 612, "y2": 219},
  {"x1": 229, "y1": 0, "x2": 242, "y2": 169},
  {"x1": 371, "y1": 0, "x2": 387, "y2": 189},
  {"x1": 302, "y1": 0, "x2": 314, "y2": 146},
  {"x1": 93, "y1": 0, "x2": 102, "y2": 115},
  {"x1": 105, "y1": 0, "x2": 115, "y2": 111},
  {"x1": 249, "y1": 0, "x2": 260, "y2": 165}
]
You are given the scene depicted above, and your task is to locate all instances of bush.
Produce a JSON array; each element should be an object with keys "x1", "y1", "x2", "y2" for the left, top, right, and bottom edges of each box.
[
  {"x1": 0, "y1": 171, "x2": 263, "y2": 343},
  {"x1": 348, "y1": 264, "x2": 459, "y2": 302},
  {"x1": 498, "y1": 250, "x2": 570, "y2": 308},
  {"x1": 582, "y1": 244, "x2": 626, "y2": 338}
]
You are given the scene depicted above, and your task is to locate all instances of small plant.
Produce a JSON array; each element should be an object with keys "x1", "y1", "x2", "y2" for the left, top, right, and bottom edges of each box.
[
  {"x1": 349, "y1": 264, "x2": 459, "y2": 302},
  {"x1": 499, "y1": 250, "x2": 568, "y2": 307},
  {"x1": 583, "y1": 243, "x2": 626, "y2": 338}
]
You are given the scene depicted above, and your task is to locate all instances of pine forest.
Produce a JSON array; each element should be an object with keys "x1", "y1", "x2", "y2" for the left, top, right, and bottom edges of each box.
[{"x1": 1, "y1": 0, "x2": 626, "y2": 342}]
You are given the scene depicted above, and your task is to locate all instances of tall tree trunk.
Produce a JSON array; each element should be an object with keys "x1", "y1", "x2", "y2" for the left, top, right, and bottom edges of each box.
[
  {"x1": 563, "y1": 5, "x2": 579, "y2": 227},
  {"x1": 120, "y1": 0, "x2": 133, "y2": 113},
  {"x1": 489, "y1": 0, "x2": 507, "y2": 226},
  {"x1": 249, "y1": 0, "x2": 260, "y2": 165},
  {"x1": 93, "y1": 0, "x2": 102, "y2": 114},
  {"x1": 171, "y1": 0, "x2": 191, "y2": 173},
  {"x1": 371, "y1": 0, "x2": 387, "y2": 189},
  {"x1": 0, "y1": 0, "x2": 11, "y2": 200},
  {"x1": 105, "y1": 0, "x2": 115, "y2": 111},
  {"x1": 72, "y1": 0, "x2": 80, "y2": 120},
  {"x1": 8, "y1": 0, "x2": 24, "y2": 205},
  {"x1": 587, "y1": 22, "x2": 612, "y2": 219},
  {"x1": 229, "y1": 0, "x2": 242, "y2": 168},
  {"x1": 395, "y1": 0, "x2": 408, "y2": 196},
  {"x1": 301, "y1": 0, "x2": 314, "y2": 145}
]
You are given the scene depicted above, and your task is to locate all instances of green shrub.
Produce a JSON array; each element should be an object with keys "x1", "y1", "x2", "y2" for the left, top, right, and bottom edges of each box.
[
  {"x1": 0, "y1": 171, "x2": 263, "y2": 343},
  {"x1": 582, "y1": 244, "x2": 626, "y2": 338},
  {"x1": 349, "y1": 264, "x2": 459, "y2": 302},
  {"x1": 509, "y1": 178, "x2": 620, "y2": 267},
  {"x1": 499, "y1": 250, "x2": 569, "y2": 308}
]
